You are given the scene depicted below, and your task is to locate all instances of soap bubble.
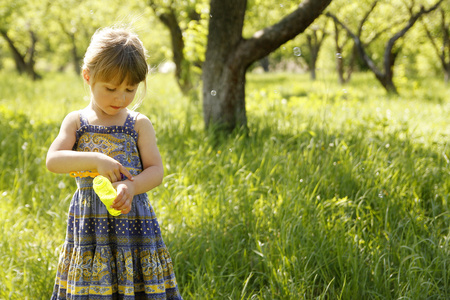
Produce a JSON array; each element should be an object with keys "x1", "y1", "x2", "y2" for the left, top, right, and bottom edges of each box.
[
  {"x1": 211, "y1": 90, "x2": 217, "y2": 96},
  {"x1": 293, "y1": 47, "x2": 302, "y2": 57}
]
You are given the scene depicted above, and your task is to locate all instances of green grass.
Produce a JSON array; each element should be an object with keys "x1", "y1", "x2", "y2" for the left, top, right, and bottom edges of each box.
[{"x1": 0, "y1": 70, "x2": 449, "y2": 299}]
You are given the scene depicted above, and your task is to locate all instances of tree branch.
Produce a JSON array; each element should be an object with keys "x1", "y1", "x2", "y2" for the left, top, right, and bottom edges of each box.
[
  {"x1": 234, "y1": 0, "x2": 332, "y2": 68},
  {"x1": 422, "y1": 15, "x2": 445, "y2": 66},
  {"x1": 384, "y1": 0, "x2": 443, "y2": 73},
  {"x1": 326, "y1": 12, "x2": 384, "y2": 80},
  {"x1": 358, "y1": 0, "x2": 379, "y2": 37}
]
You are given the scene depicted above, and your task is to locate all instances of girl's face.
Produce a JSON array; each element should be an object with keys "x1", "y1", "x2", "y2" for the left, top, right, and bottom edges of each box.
[{"x1": 89, "y1": 80, "x2": 139, "y2": 117}]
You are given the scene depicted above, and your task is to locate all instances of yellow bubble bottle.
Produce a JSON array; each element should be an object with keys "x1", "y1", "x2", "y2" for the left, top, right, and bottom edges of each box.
[{"x1": 93, "y1": 175, "x2": 121, "y2": 216}]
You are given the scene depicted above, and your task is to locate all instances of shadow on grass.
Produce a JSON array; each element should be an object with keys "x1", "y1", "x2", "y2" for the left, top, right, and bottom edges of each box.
[
  {"x1": 160, "y1": 111, "x2": 450, "y2": 298},
  {"x1": 2, "y1": 107, "x2": 449, "y2": 299}
]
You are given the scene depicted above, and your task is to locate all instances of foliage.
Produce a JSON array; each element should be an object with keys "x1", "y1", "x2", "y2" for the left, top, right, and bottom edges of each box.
[
  {"x1": 1, "y1": 0, "x2": 448, "y2": 82},
  {"x1": 0, "y1": 0, "x2": 169, "y2": 73},
  {"x1": 1, "y1": 71, "x2": 449, "y2": 299}
]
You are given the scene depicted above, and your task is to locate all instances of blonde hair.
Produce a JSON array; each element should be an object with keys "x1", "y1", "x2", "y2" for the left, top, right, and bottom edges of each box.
[{"x1": 83, "y1": 26, "x2": 148, "y2": 108}]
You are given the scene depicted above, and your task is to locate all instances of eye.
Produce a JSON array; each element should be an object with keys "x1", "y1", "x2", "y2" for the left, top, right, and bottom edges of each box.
[
  {"x1": 126, "y1": 89, "x2": 136, "y2": 93},
  {"x1": 106, "y1": 87, "x2": 116, "y2": 92}
]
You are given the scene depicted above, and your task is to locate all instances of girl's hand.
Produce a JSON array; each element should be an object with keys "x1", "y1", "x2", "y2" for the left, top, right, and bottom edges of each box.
[
  {"x1": 111, "y1": 181, "x2": 135, "y2": 214},
  {"x1": 96, "y1": 154, "x2": 133, "y2": 183}
]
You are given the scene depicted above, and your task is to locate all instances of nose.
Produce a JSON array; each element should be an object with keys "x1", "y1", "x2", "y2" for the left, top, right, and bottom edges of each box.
[{"x1": 115, "y1": 91, "x2": 126, "y2": 103}]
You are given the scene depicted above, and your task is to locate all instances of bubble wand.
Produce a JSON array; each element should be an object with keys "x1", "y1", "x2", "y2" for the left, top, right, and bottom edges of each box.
[
  {"x1": 70, "y1": 170, "x2": 121, "y2": 216},
  {"x1": 69, "y1": 170, "x2": 100, "y2": 178}
]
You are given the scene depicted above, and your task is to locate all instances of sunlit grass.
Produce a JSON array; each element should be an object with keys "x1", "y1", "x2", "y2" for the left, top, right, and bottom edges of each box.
[{"x1": 0, "y1": 71, "x2": 449, "y2": 299}]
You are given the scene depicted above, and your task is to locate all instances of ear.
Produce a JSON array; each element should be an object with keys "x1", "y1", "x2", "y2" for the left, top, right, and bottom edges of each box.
[{"x1": 82, "y1": 69, "x2": 90, "y2": 84}]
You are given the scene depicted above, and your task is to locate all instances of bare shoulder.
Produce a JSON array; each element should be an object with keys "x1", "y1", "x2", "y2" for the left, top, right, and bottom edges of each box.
[
  {"x1": 135, "y1": 113, "x2": 156, "y2": 136},
  {"x1": 48, "y1": 110, "x2": 81, "y2": 152},
  {"x1": 61, "y1": 110, "x2": 81, "y2": 132}
]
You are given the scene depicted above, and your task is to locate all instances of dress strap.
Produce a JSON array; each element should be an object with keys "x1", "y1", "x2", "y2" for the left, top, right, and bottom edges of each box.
[
  {"x1": 79, "y1": 111, "x2": 89, "y2": 127},
  {"x1": 124, "y1": 111, "x2": 139, "y2": 129}
]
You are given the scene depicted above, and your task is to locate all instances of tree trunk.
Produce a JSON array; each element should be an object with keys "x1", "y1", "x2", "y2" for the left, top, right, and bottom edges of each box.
[
  {"x1": 202, "y1": 0, "x2": 332, "y2": 131},
  {"x1": 306, "y1": 31, "x2": 322, "y2": 81},
  {"x1": 202, "y1": 0, "x2": 248, "y2": 131},
  {"x1": 0, "y1": 30, "x2": 28, "y2": 74},
  {"x1": 160, "y1": 9, "x2": 192, "y2": 94},
  {"x1": 332, "y1": 1, "x2": 378, "y2": 85},
  {"x1": 307, "y1": 34, "x2": 316, "y2": 80},
  {"x1": 0, "y1": 29, "x2": 40, "y2": 80},
  {"x1": 445, "y1": 66, "x2": 449, "y2": 84},
  {"x1": 332, "y1": 19, "x2": 345, "y2": 84},
  {"x1": 70, "y1": 33, "x2": 81, "y2": 75},
  {"x1": 26, "y1": 30, "x2": 40, "y2": 80},
  {"x1": 444, "y1": 8, "x2": 450, "y2": 84},
  {"x1": 149, "y1": 2, "x2": 196, "y2": 96},
  {"x1": 58, "y1": 20, "x2": 81, "y2": 75}
]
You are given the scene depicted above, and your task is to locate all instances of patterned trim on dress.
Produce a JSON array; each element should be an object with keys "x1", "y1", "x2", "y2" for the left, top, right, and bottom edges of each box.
[{"x1": 74, "y1": 111, "x2": 140, "y2": 150}]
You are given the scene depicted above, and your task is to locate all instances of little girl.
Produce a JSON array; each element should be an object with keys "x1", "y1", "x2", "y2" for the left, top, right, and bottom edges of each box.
[{"x1": 46, "y1": 26, "x2": 182, "y2": 299}]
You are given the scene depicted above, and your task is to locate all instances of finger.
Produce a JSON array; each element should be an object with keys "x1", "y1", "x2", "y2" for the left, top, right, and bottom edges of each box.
[
  {"x1": 121, "y1": 200, "x2": 132, "y2": 213},
  {"x1": 112, "y1": 169, "x2": 122, "y2": 183},
  {"x1": 112, "y1": 192, "x2": 125, "y2": 209},
  {"x1": 115, "y1": 195, "x2": 131, "y2": 211},
  {"x1": 105, "y1": 171, "x2": 115, "y2": 183},
  {"x1": 116, "y1": 197, "x2": 131, "y2": 211},
  {"x1": 119, "y1": 165, "x2": 134, "y2": 181},
  {"x1": 116, "y1": 201, "x2": 128, "y2": 211},
  {"x1": 108, "y1": 175, "x2": 114, "y2": 183}
]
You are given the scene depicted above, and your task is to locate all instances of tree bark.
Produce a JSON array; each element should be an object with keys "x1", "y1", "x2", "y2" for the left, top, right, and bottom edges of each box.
[
  {"x1": 202, "y1": 0, "x2": 332, "y2": 131},
  {"x1": 202, "y1": 0, "x2": 248, "y2": 131}
]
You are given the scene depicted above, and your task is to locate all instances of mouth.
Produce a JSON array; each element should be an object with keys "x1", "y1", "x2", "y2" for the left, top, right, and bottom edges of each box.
[{"x1": 111, "y1": 106, "x2": 121, "y2": 110}]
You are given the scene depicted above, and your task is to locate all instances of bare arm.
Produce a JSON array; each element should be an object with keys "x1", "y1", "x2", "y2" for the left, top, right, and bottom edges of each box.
[
  {"x1": 46, "y1": 111, "x2": 133, "y2": 182},
  {"x1": 112, "y1": 114, "x2": 164, "y2": 212}
]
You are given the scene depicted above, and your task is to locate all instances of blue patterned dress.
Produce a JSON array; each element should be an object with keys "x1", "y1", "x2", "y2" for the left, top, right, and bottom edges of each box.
[{"x1": 52, "y1": 111, "x2": 182, "y2": 300}]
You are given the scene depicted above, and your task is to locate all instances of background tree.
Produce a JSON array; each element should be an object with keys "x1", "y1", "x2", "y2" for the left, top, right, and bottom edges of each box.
[
  {"x1": 202, "y1": 0, "x2": 333, "y2": 131},
  {"x1": 0, "y1": 0, "x2": 447, "y2": 99},
  {"x1": 148, "y1": 0, "x2": 209, "y2": 96},
  {"x1": 328, "y1": 1, "x2": 381, "y2": 84},
  {"x1": 244, "y1": 0, "x2": 300, "y2": 72},
  {"x1": 0, "y1": 0, "x2": 42, "y2": 80},
  {"x1": 422, "y1": 7, "x2": 450, "y2": 83},
  {"x1": 304, "y1": 20, "x2": 327, "y2": 81},
  {"x1": 327, "y1": 0, "x2": 443, "y2": 94},
  {"x1": 46, "y1": 0, "x2": 99, "y2": 74},
  {"x1": 45, "y1": 0, "x2": 150, "y2": 74}
]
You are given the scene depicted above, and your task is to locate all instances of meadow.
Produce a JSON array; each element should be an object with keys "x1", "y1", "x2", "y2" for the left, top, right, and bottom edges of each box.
[{"x1": 0, "y1": 70, "x2": 449, "y2": 299}]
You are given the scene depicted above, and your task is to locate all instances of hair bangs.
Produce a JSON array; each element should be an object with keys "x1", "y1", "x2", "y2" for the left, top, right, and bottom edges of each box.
[{"x1": 94, "y1": 43, "x2": 147, "y2": 86}]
